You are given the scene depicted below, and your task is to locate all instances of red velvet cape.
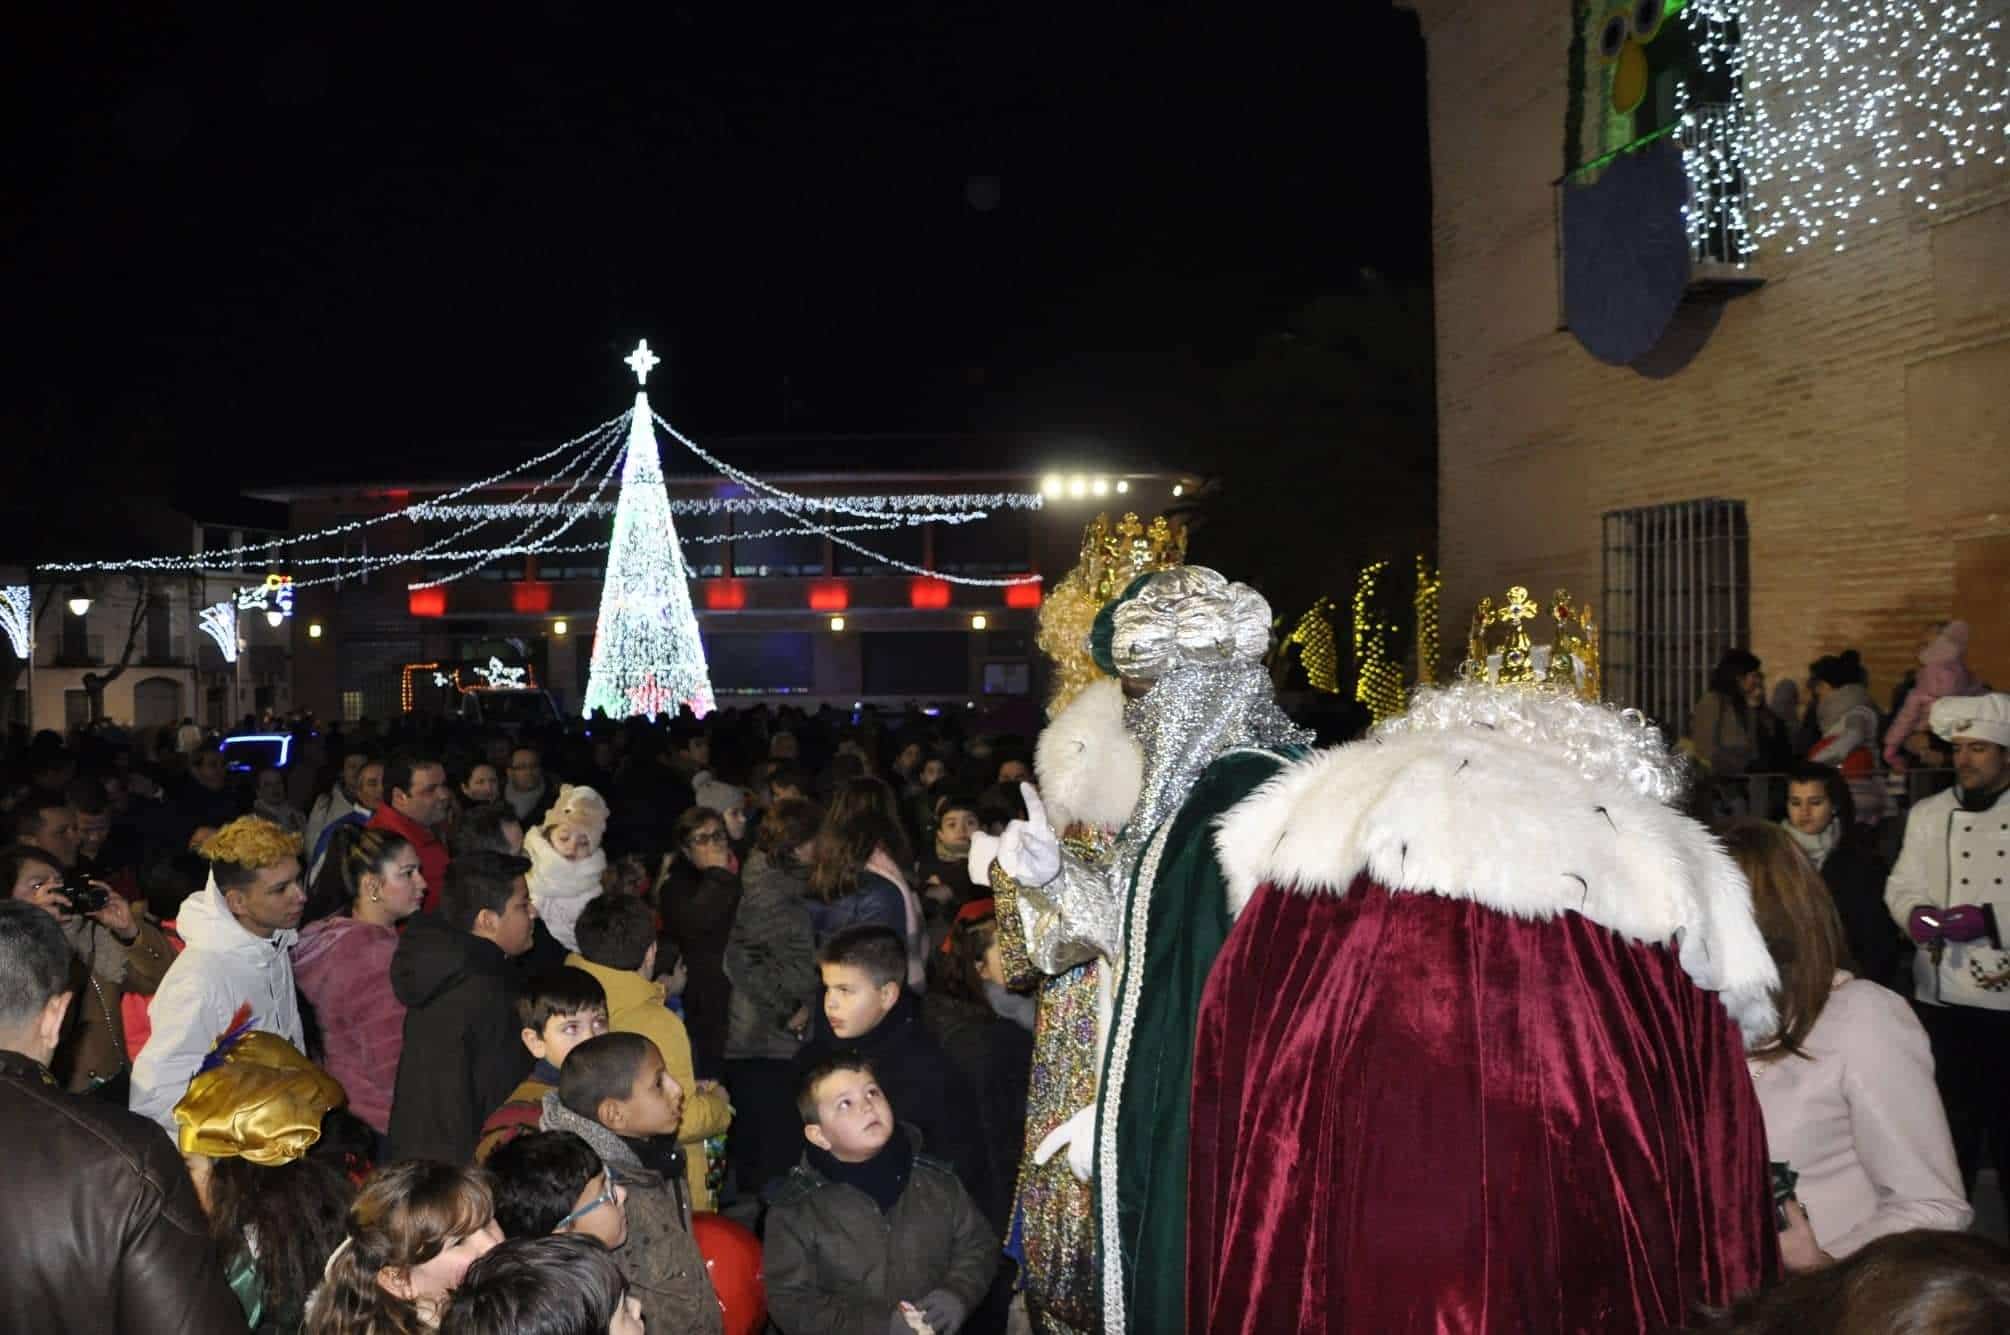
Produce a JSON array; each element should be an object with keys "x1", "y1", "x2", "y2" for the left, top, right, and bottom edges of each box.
[{"x1": 1188, "y1": 877, "x2": 1777, "y2": 1333}]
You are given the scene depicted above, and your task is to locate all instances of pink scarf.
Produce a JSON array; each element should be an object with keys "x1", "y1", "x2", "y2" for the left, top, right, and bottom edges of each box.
[{"x1": 868, "y1": 847, "x2": 926, "y2": 987}]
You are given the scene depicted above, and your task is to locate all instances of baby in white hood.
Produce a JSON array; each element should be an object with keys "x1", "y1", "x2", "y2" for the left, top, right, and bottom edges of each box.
[{"x1": 523, "y1": 783, "x2": 609, "y2": 952}]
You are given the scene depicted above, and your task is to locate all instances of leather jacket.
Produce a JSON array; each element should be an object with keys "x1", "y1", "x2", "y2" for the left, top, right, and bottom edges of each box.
[{"x1": 0, "y1": 1049, "x2": 243, "y2": 1334}]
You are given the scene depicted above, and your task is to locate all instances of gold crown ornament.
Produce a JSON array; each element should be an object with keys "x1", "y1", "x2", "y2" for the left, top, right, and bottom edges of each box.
[
  {"x1": 1037, "y1": 512, "x2": 1188, "y2": 716},
  {"x1": 1461, "y1": 585, "x2": 1601, "y2": 700}
]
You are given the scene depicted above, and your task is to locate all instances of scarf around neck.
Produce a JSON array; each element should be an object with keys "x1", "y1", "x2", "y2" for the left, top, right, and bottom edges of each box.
[
  {"x1": 807, "y1": 1125, "x2": 915, "y2": 1214},
  {"x1": 1779, "y1": 817, "x2": 1840, "y2": 869}
]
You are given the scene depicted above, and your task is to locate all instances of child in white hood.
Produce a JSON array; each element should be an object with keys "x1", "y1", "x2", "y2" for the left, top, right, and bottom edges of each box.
[{"x1": 524, "y1": 785, "x2": 609, "y2": 953}]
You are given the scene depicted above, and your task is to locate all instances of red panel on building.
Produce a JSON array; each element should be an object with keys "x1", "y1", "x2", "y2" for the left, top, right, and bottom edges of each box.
[
  {"x1": 512, "y1": 582, "x2": 552, "y2": 614},
  {"x1": 808, "y1": 583, "x2": 850, "y2": 612},
  {"x1": 409, "y1": 588, "x2": 447, "y2": 617},
  {"x1": 705, "y1": 580, "x2": 748, "y2": 611},
  {"x1": 908, "y1": 577, "x2": 951, "y2": 609},
  {"x1": 1005, "y1": 581, "x2": 1043, "y2": 609}
]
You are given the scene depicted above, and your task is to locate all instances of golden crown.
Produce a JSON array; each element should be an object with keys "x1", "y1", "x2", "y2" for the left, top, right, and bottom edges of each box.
[
  {"x1": 1461, "y1": 585, "x2": 1601, "y2": 700},
  {"x1": 1080, "y1": 511, "x2": 1188, "y2": 603}
]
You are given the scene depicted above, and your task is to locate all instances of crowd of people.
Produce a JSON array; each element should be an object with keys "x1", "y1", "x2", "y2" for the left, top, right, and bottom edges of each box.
[{"x1": 2, "y1": 591, "x2": 2008, "y2": 1334}]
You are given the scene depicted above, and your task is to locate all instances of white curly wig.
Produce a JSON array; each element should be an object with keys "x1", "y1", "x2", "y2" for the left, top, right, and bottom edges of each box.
[{"x1": 1377, "y1": 682, "x2": 1691, "y2": 807}]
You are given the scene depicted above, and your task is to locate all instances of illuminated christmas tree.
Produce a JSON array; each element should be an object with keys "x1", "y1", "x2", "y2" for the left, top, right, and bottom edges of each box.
[{"x1": 582, "y1": 341, "x2": 715, "y2": 719}]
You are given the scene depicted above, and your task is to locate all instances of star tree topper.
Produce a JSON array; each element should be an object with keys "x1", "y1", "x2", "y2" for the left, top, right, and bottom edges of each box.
[{"x1": 625, "y1": 340, "x2": 660, "y2": 386}]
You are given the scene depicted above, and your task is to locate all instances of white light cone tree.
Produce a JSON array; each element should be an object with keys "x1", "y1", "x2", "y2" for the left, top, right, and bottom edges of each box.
[{"x1": 582, "y1": 341, "x2": 716, "y2": 719}]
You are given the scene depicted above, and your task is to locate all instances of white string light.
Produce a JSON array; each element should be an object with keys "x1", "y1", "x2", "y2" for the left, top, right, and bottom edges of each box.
[
  {"x1": 280, "y1": 427, "x2": 629, "y2": 593},
  {"x1": 0, "y1": 585, "x2": 32, "y2": 659},
  {"x1": 406, "y1": 493, "x2": 1041, "y2": 522},
  {"x1": 407, "y1": 413, "x2": 629, "y2": 590},
  {"x1": 198, "y1": 602, "x2": 238, "y2": 664},
  {"x1": 654, "y1": 413, "x2": 1042, "y2": 587},
  {"x1": 36, "y1": 413, "x2": 630, "y2": 574},
  {"x1": 1695, "y1": 0, "x2": 2009, "y2": 257},
  {"x1": 472, "y1": 655, "x2": 528, "y2": 689}
]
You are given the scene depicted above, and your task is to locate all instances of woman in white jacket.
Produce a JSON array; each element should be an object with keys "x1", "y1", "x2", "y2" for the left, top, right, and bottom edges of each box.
[{"x1": 1726, "y1": 821, "x2": 1970, "y2": 1267}]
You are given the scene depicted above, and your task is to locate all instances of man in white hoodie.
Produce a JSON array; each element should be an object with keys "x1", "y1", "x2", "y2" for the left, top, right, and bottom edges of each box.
[{"x1": 129, "y1": 815, "x2": 307, "y2": 1134}]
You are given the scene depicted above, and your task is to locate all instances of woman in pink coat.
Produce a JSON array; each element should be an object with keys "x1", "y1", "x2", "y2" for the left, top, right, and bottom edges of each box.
[
  {"x1": 292, "y1": 824, "x2": 426, "y2": 1146},
  {"x1": 1726, "y1": 821, "x2": 1970, "y2": 1268}
]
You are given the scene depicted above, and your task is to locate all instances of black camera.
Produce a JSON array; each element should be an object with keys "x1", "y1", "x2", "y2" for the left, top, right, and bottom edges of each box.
[{"x1": 54, "y1": 880, "x2": 110, "y2": 916}]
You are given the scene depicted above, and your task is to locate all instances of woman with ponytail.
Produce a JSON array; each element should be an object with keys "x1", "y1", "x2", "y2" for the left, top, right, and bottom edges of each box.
[
  {"x1": 293, "y1": 825, "x2": 426, "y2": 1149},
  {"x1": 304, "y1": 1160, "x2": 501, "y2": 1334}
]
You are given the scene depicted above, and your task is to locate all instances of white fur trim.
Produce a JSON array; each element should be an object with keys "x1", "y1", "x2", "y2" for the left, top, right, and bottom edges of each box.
[
  {"x1": 1213, "y1": 729, "x2": 1780, "y2": 1042},
  {"x1": 1035, "y1": 679, "x2": 1144, "y2": 833}
]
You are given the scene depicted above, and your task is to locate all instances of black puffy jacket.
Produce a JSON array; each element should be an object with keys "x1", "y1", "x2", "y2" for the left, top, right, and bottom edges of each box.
[
  {"x1": 387, "y1": 913, "x2": 530, "y2": 1163},
  {"x1": 0, "y1": 1050, "x2": 245, "y2": 1334}
]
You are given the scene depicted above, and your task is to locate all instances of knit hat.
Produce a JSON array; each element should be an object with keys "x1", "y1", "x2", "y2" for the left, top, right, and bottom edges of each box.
[
  {"x1": 1921, "y1": 620, "x2": 1972, "y2": 666},
  {"x1": 543, "y1": 784, "x2": 609, "y2": 841},
  {"x1": 1931, "y1": 692, "x2": 2010, "y2": 749}
]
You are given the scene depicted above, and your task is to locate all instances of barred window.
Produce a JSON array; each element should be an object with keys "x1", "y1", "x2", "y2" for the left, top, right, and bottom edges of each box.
[{"x1": 1601, "y1": 498, "x2": 1749, "y2": 737}]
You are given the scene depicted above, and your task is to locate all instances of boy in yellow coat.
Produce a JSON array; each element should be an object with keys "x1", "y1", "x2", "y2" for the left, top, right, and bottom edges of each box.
[{"x1": 569, "y1": 892, "x2": 732, "y2": 1209}]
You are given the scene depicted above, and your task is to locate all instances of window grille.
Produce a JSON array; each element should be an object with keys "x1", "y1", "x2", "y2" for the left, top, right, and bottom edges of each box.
[{"x1": 1600, "y1": 498, "x2": 1748, "y2": 737}]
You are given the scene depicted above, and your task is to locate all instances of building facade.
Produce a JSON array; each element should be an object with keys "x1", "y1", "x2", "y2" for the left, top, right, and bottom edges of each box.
[
  {"x1": 254, "y1": 443, "x2": 1193, "y2": 724},
  {"x1": 1410, "y1": 0, "x2": 2010, "y2": 732},
  {"x1": 6, "y1": 515, "x2": 298, "y2": 734}
]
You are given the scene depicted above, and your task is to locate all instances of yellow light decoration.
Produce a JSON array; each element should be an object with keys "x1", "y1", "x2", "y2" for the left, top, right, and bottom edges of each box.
[
  {"x1": 1281, "y1": 596, "x2": 1341, "y2": 694},
  {"x1": 1413, "y1": 557, "x2": 1443, "y2": 687},
  {"x1": 1351, "y1": 560, "x2": 1407, "y2": 725}
]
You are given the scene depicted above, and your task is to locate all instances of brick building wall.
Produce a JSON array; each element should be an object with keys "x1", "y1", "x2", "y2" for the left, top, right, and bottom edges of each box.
[{"x1": 1409, "y1": 0, "x2": 2010, "y2": 723}]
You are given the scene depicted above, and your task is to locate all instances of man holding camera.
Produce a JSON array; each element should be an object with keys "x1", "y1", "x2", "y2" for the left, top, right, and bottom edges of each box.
[{"x1": 10, "y1": 795, "x2": 174, "y2": 1098}]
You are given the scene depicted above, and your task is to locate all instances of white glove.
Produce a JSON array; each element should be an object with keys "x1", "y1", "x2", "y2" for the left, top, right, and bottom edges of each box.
[
  {"x1": 994, "y1": 783, "x2": 1061, "y2": 887},
  {"x1": 1032, "y1": 1102, "x2": 1097, "y2": 1183},
  {"x1": 967, "y1": 830, "x2": 1003, "y2": 888}
]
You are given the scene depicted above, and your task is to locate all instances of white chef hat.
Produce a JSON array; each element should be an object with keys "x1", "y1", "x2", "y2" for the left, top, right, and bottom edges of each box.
[{"x1": 1930, "y1": 692, "x2": 2010, "y2": 749}]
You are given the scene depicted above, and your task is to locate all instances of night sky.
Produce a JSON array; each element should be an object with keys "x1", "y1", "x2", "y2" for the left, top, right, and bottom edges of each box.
[{"x1": 4, "y1": 6, "x2": 1431, "y2": 498}]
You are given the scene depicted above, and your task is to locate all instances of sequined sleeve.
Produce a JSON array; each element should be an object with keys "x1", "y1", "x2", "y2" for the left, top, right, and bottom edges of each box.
[{"x1": 994, "y1": 852, "x2": 1121, "y2": 976}]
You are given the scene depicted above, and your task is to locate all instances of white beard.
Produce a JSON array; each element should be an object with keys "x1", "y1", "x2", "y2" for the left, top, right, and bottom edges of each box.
[{"x1": 1035, "y1": 678, "x2": 1145, "y2": 833}]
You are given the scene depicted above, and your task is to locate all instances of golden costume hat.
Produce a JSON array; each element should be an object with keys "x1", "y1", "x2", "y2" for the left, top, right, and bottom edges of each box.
[
  {"x1": 1036, "y1": 511, "x2": 1188, "y2": 715},
  {"x1": 173, "y1": 1006, "x2": 346, "y2": 1165}
]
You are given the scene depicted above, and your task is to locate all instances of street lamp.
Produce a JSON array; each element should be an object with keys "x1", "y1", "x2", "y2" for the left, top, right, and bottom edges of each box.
[
  {"x1": 552, "y1": 620, "x2": 569, "y2": 637},
  {"x1": 66, "y1": 585, "x2": 92, "y2": 617},
  {"x1": 265, "y1": 609, "x2": 285, "y2": 628}
]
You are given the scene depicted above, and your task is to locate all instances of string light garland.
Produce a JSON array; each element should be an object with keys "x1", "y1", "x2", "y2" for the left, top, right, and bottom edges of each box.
[
  {"x1": 407, "y1": 418, "x2": 628, "y2": 591},
  {"x1": 584, "y1": 363, "x2": 716, "y2": 720},
  {"x1": 408, "y1": 493, "x2": 1041, "y2": 522},
  {"x1": 0, "y1": 585, "x2": 33, "y2": 659},
  {"x1": 401, "y1": 663, "x2": 441, "y2": 713},
  {"x1": 36, "y1": 414, "x2": 630, "y2": 574},
  {"x1": 1685, "y1": 0, "x2": 2009, "y2": 258},
  {"x1": 198, "y1": 602, "x2": 238, "y2": 664},
  {"x1": 655, "y1": 411, "x2": 1044, "y2": 587},
  {"x1": 38, "y1": 339, "x2": 1046, "y2": 596}
]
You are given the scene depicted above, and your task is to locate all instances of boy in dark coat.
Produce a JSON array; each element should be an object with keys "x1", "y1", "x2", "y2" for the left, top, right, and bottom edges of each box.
[
  {"x1": 388, "y1": 850, "x2": 537, "y2": 1163},
  {"x1": 765, "y1": 1053, "x2": 997, "y2": 1335},
  {"x1": 538, "y1": 1032, "x2": 723, "y2": 1335},
  {"x1": 803, "y1": 924, "x2": 997, "y2": 1223}
]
